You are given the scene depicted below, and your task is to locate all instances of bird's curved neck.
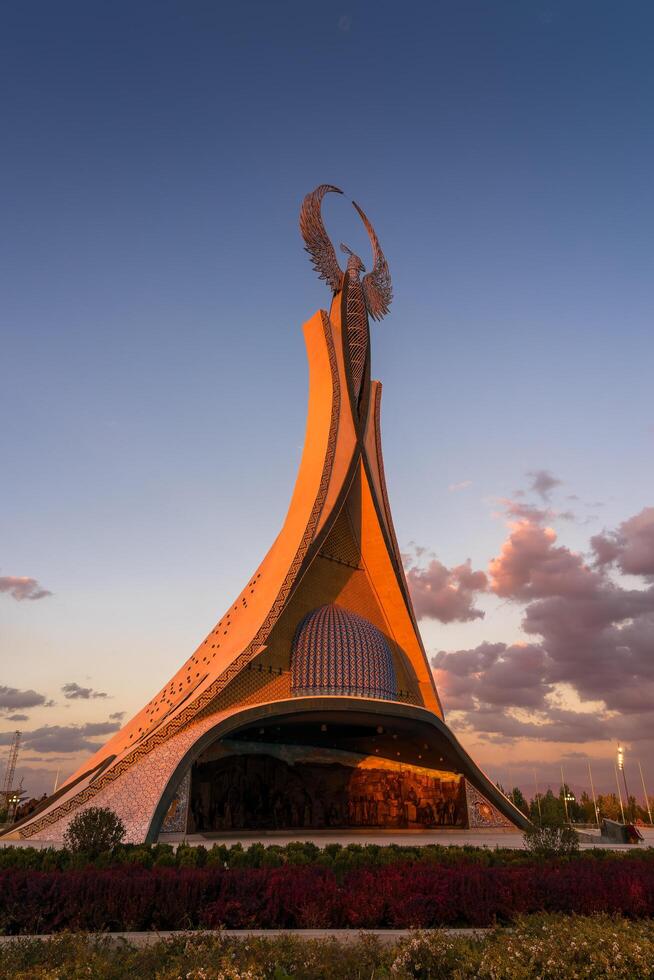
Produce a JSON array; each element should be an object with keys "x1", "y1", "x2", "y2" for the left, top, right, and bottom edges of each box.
[{"x1": 346, "y1": 256, "x2": 362, "y2": 281}]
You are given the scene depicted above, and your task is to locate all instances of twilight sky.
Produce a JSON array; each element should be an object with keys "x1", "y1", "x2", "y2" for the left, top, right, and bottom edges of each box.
[{"x1": 2, "y1": 1, "x2": 653, "y2": 800}]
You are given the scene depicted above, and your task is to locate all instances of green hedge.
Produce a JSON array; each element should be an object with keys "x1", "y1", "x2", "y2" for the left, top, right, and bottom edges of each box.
[{"x1": 1, "y1": 839, "x2": 653, "y2": 872}]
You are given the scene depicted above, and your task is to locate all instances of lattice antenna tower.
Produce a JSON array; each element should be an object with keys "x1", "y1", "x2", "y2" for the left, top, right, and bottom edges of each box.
[{"x1": 2, "y1": 731, "x2": 21, "y2": 798}]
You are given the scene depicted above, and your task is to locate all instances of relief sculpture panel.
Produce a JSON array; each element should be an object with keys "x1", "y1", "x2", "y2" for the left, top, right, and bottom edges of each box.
[{"x1": 189, "y1": 742, "x2": 466, "y2": 832}]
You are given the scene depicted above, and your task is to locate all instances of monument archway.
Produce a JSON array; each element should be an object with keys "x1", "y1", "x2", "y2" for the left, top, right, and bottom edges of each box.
[
  {"x1": 147, "y1": 699, "x2": 529, "y2": 840},
  {"x1": 7, "y1": 186, "x2": 529, "y2": 845}
]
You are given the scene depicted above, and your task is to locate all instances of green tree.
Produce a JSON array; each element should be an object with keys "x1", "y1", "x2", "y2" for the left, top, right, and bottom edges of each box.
[
  {"x1": 579, "y1": 790, "x2": 598, "y2": 824},
  {"x1": 63, "y1": 806, "x2": 126, "y2": 857},
  {"x1": 626, "y1": 795, "x2": 639, "y2": 823},
  {"x1": 510, "y1": 786, "x2": 530, "y2": 817},
  {"x1": 597, "y1": 793, "x2": 621, "y2": 821},
  {"x1": 540, "y1": 788, "x2": 565, "y2": 827}
]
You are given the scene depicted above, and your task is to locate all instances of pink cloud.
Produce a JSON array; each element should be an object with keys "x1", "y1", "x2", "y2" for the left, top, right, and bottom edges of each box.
[
  {"x1": 405, "y1": 556, "x2": 487, "y2": 623},
  {"x1": 0, "y1": 576, "x2": 52, "y2": 601},
  {"x1": 433, "y1": 641, "x2": 551, "y2": 711},
  {"x1": 489, "y1": 520, "x2": 599, "y2": 600},
  {"x1": 527, "y1": 469, "x2": 562, "y2": 501},
  {"x1": 432, "y1": 502, "x2": 654, "y2": 750},
  {"x1": 591, "y1": 507, "x2": 654, "y2": 578}
]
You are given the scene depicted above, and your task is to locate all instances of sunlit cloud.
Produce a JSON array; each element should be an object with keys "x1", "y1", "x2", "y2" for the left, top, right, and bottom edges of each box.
[
  {"x1": 429, "y1": 500, "x2": 654, "y2": 753},
  {"x1": 405, "y1": 551, "x2": 487, "y2": 623},
  {"x1": 0, "y1": 575, "x2": 52, "y2": 601},
  {"x1": 592, "y1": 507, "x2": 654, "y2": 578}
]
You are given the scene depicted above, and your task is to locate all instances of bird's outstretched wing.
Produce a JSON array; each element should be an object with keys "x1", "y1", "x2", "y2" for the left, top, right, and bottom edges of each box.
[
  {"x1": 300, "y1": 185, "x2": 344, "y2": 293},
  {"x1": 353, "y1": 200, "x2": 393, "y2": 321}
]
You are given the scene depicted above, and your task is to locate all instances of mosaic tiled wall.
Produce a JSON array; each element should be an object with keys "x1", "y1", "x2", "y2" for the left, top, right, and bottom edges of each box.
[
  {"x1": 464, "y1": 779, "x2": 514, "y2": 829},
  {"x1": 160, "y1": 768, "x2": 191, "y2": 834},
  {"x1": 25, "y1": 711, "x2": 225, "y2": 843}
]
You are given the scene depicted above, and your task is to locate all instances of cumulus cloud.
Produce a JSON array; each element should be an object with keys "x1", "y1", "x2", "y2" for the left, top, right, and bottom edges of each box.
[
  {"x1": 489, "y1": 520, "x2": 599, "y2": 600},
  {"x1": 451, "y1": 702, "x2": 654, "y2": 748},
  {"x1": 433, "y1": 642, "x2": 553, "y2": 711},
  {"x1": 0, "y1": 576, "x2": 52, "y2": 601},
  {"x1": 109, "y1": 711, "x2": 125, "y2": 721},
  {"x1": 448, "y1": 480, "x2": 472, "y2": 492},
  {"x1": 501, "y1": 500, "x2": 553, "y2": 523},
  {"x1": 405, "y1": 555, "x2": 487, "y2": 623},
  {"x1": 5, "y1": 714, "x2": 29, "y2": 722},
  {"x1": 527, "y1": 469, "x2": 562, "y2": 501},
  {"x1": 0, "y1": 685, "x2": 49, "y2": 711},
  {"x1": 62, "y1": 682, "x2": 109, "y2": 700},
  {"x1": 433, "y1": 501, "x2": 654, "y2": 749},
  {"x1": 522, "y1": 590, "x2": 654, "y2": 708},
  {"x1": 591, "y1": 507, "x2": 654, "y2": 578},
  {"x1": 0, "y1": 721, "x2": 120, "y2": 754}
]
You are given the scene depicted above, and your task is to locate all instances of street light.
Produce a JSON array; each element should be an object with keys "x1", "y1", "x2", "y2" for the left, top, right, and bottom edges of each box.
[
  {"x1": 617, "y1": 744, "x2": 632, "y2": 821},
  {"x1": 560, "y1": 765, "x2": 576, "y2": 822},
  {"x1": 638, "y1": 761, "x2": 653, "y2": 826},
  {"x1": 8, "y1": 792, "x2": 21, "y2": 821}
]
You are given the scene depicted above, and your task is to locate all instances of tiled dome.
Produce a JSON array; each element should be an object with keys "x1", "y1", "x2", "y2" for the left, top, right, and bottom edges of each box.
[{"x1": 291, "y1": 603, "x2": 397, "y2": 700}]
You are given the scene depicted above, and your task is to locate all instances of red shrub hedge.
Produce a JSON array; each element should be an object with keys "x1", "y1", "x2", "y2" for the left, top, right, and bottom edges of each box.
[{"x1": 1, "y1": 860, "x2": 653, "y2": 933}]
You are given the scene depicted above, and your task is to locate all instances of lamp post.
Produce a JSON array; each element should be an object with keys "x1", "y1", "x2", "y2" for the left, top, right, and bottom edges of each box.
[
  {"x1": 587, "y1": 759, "x2": 599, "y2": 827},
  {"x1": 533, "y1": 769, "x2": 542, "y2": 825},
  {"x1": 617, "y1": 744, "x2": 632, "y2": 822},
  {"x1": 561, "y1": 766, "x2": 569, "y2": 822},
  {"x1": 8, "y1": 792, "x2": 21, "y2": 822},
  {"x1": 614, "y1": 762, "x2": 626, "y2": 823},
  {"x1": 638, "y1": 760, "x2": 653, "y2": 825}
]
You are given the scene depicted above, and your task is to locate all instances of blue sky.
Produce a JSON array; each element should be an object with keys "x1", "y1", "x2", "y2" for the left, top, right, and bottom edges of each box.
[{"x1": 2, "y1": 1, "x2": 653, "y2": 798}]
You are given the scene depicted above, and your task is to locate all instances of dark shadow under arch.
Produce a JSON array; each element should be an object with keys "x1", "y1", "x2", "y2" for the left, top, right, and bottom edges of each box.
[{"x1": 146, "y1": 697, "x2": 529, "y2": 841}]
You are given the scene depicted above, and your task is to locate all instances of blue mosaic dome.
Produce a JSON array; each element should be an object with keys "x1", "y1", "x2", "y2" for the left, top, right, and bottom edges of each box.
[{"x1": 291, "y1": 603, "x2": 397, "y2": 700}]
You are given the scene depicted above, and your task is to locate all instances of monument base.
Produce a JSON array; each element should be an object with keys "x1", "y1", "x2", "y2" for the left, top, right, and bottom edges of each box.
[{"x1": 158, "y1": 703, "x2": 516, "y2": 838}]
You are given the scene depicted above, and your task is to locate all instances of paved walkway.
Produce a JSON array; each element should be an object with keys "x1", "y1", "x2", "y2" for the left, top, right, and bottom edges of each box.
[
  {"x1": 3, "y1": 827, "x2": 653, "y2": 851},
  {"x1": 158, "y1": 826, "x2": 654, "y2": 850},
  {"x1": 0, "y1": 929, "x2": 490, "y2": 946}
]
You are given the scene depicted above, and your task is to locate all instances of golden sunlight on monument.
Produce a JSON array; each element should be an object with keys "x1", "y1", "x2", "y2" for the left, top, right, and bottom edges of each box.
[{"x1": 2, "y1": 186, "x2": 526, "y2": 845}]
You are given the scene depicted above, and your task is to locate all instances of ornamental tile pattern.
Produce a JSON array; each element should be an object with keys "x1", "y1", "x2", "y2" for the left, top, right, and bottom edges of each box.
[
  {"x1": 161, "y1": 768, "x2": 191, "y2": 834},
  {"x1": 291, "y1": 603, "x2": 397, "y2": 700},
  {"x1": 26, "y1": 713, "x2": 225, "y2": 843},
  {"x1": 465, "y1": 779, "x2": 514, "y2": 829}
]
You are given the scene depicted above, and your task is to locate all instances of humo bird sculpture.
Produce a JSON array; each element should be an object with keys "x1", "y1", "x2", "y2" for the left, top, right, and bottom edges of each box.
[{"x1": 299, "y1": 185, "x2": 392, "y2": 411}]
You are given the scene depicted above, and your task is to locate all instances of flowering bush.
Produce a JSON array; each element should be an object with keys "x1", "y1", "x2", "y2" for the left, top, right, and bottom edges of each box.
[
  {"x1": 523, "y1": 824, "x2": 580, "y2": 858},
  {"x1": 0, "y1": 916, "x2": 653, "y2": 978},
  {"x1": 476, "y1": 915, "x2": 654, "y2": 979},
  {"x1": 1, "y1": 859, "x2": 654, "y2": 933}
]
